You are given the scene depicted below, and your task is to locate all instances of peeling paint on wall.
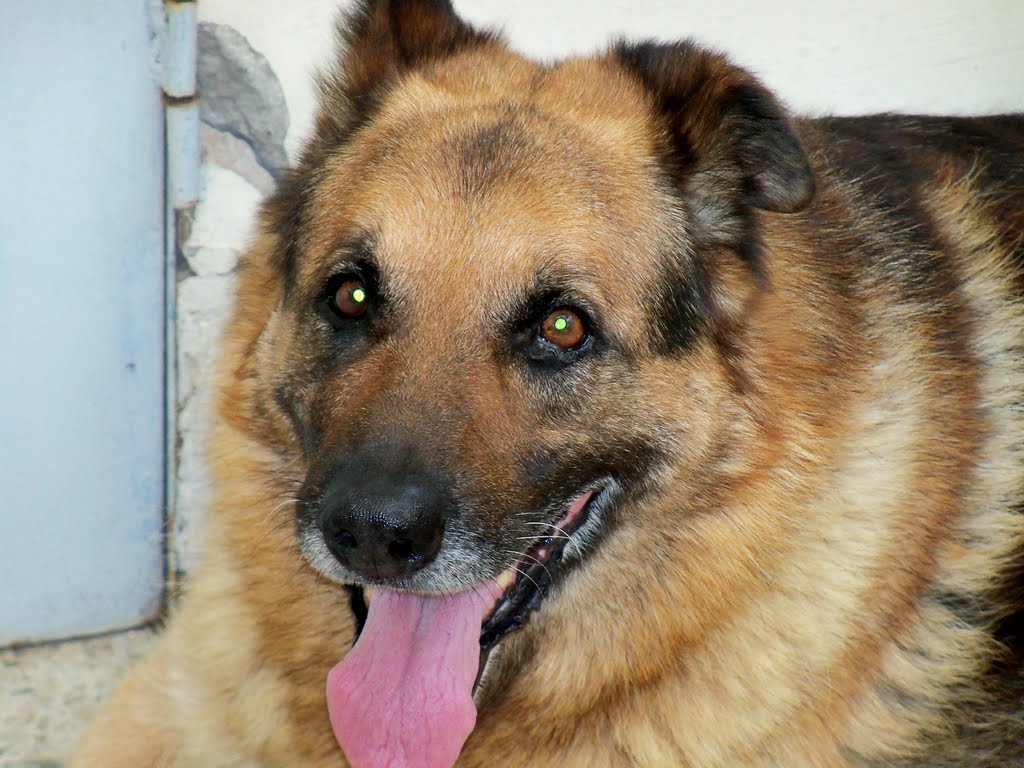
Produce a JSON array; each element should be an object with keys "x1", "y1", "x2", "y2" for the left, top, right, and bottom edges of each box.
[
  {"x1": 197, "y1": 22, "x2": 289, "y2": 180},
  {"x1": 172, "y1": 22, "x2": 289, "y2": 578}
]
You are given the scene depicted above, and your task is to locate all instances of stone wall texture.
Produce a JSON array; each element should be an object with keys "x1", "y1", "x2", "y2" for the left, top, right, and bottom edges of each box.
[{"x1": 173, "y1": 3, "x2": 338, "y2": 575}]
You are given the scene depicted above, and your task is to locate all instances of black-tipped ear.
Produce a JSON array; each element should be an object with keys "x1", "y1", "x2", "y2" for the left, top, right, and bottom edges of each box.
[
  {"x1": 315, "y1": 0, "x2": 497, "y2": 143},
  {"x1": 727, "y1": 83, "x2": 814, "y2": 213},
  {"x1": 615, "y1": 41, "x2": 813, "y2": 220}
]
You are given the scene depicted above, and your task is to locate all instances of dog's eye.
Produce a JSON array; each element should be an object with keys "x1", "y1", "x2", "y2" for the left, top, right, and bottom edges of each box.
[
  {"x1": 539, "y1": 309, "x2": 587, "y2": 350},
  {"x1": 329, "y1": 277, "x2": 369, "y2": 320}
]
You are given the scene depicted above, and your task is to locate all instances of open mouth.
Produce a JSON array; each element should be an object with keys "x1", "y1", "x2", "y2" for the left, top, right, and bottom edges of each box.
[
  {"x1": 479, "y1": 481, "x2": 611, "y2": 649},
  {"x1": 346, "y1": 480, "x2": 613, "y2": 653},
  {"x1": 328, "y1": 481, "x2": 615, "y2": 768}
]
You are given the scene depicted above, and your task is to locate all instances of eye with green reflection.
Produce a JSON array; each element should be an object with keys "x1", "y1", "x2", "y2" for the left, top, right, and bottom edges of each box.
[
  {"x1": 331, "y1": 277, "x2": 369, "y2": 319},
  {"x1": 540, "y1": 309, "x2": 587, "y2": 349}
]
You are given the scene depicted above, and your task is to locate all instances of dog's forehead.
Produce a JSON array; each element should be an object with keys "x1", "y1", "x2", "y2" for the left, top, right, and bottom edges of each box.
[{"x1": 305, "y1": 56, "x2": 679, "y2": 324}]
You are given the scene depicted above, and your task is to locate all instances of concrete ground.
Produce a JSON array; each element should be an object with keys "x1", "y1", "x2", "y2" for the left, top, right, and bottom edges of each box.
[{"x1": 1, "y1": 629, "x2": 157, "y2": 767}]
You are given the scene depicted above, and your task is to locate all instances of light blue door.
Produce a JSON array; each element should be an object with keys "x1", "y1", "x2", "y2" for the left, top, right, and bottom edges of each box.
[{"x1": 0, "y1": 1, "x2": 166, "y2": 645}]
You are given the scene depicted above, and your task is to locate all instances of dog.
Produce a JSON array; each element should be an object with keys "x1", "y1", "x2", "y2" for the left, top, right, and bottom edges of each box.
[{"x1": 71, "y1": 1, "x2": 1024, "y2": 766}]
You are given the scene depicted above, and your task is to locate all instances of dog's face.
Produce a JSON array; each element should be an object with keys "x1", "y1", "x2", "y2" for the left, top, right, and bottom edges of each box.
[
  {"x1": 286, "y1": 93, "x2": 683, "y2": 597},
  {"x1": 237, "y1": 0, "x2": 812, "y2": 740},
  {"x1": 283, "y1": 59, "x2": 726, "y2": 597}
]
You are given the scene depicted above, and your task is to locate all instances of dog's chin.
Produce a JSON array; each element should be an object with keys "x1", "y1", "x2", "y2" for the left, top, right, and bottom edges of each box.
[{"x1": 301, "y1": 478, "x2": 619, "y2": 685}]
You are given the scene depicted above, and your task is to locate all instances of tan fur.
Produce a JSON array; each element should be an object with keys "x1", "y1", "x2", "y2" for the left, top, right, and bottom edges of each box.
[{"x1": 71, "y1": 4, "x2": 1024, "y2": 766}]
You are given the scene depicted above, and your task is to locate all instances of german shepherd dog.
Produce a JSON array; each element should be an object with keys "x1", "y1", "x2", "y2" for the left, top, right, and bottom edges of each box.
[{"x1": 72, "y1": 1, "x2": 1024, "y2": 766}]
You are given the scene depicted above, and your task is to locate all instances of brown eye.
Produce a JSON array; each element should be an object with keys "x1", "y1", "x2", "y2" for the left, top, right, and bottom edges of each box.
[
  {"x1": 331, "y1": 277, "x2": 369, "y2": 319},
  {"x1": 539, "y1": 308, "x2": 587, "y2": 349}
]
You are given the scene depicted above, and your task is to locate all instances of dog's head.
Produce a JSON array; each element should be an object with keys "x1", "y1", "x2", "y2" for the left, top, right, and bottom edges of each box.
[{"x1": 229, "y1": 0, "x2": 813, "y2": 762}]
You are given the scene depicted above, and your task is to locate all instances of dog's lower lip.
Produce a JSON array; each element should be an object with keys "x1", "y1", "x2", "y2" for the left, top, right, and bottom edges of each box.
[{"x1": 479, "y1": 482, "x2": 609, "y2": 649}]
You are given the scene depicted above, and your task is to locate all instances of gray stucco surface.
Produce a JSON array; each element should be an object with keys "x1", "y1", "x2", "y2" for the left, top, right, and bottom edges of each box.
[{"x1": 198, "y1": 22, "x2": 290, "y2": 179}]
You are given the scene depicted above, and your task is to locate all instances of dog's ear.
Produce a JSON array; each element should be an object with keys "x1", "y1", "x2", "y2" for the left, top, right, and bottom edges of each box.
[
  {"x1": 314, "y1": 0, "x2": 497, "y2": 145},
  {"x1": 615, "y1": 41, "x2": 813, "y2": 230},
  {"x1": 264, "y1": 2, "x2": 497, "y2": 284}
]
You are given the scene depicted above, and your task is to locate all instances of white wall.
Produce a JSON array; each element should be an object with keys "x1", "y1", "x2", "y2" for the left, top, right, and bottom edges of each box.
[
  {"x1": 203, "y1": 0, "x2": 1024, "y2": 154},
  {"x1": 458, "y1": 0, "x2": 1024, "y2": 116},
  {"x1": 176, "y1": 0, "x2": 1024, "y2": 573}
]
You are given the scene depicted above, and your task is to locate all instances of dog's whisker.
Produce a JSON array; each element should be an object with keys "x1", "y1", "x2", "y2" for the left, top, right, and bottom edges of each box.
[
  {"x1": 548, "y1": 522, "x2": 575, "y2": 540},
  {"x1": 500, "y1": 547, "x2": 553, "y2": 585},
  {"x1": 474, "y1": 580, "x2": 502, "y2": 606},
  {"x1": 507, "y1": 563, "x2": 542, "y2": 595},
  {"x1": 519, "y1": 522, "x2": 575, "y2": 544},
  {"x1": 514, "y1": 533, "x2": 572, "y2": 543},
  {"x1": 515, "y1": 551, "x2": 555, "y2": 583},
  {"x1": 267, "y1": 498, "x2": 298, "y2": 517}
]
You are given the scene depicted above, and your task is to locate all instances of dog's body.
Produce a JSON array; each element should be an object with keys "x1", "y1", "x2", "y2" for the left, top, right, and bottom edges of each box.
[{"x1": 72, "y1": 2, "x2": 1024, "y2": 766}]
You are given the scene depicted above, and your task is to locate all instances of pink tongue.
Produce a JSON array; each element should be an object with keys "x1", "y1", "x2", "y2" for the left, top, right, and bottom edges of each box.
[{"x1": 327, "y1": 587, "x2": 491, "y2": 768}]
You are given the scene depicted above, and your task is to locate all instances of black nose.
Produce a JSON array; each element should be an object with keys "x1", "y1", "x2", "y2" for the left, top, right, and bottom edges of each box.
[{"x1": 317, "y1": 472, "x2": 446, "y2": 580}]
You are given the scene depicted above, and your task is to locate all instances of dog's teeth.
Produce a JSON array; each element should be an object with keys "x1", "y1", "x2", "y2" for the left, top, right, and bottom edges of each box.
[
  {"x1": 364, "y1": 586, "x2": 375, "y2": 605},
  {"x1": 496, "y1": 570, "x2": 516, "y2": 590}
]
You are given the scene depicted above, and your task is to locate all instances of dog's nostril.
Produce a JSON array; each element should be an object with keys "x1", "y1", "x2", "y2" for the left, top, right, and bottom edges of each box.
[
  {"x1": 317, "y1": 474, "x2": 447, "y2": 579},
  {"x1": 388, "y1": 537, "x2": 417, "y2": 562}
]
